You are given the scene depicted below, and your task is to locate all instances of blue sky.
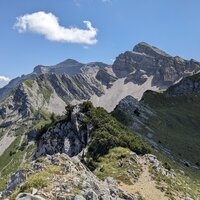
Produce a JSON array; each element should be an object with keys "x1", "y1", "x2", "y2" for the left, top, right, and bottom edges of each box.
[{"x1": 1, "y1": 0, "x2": 200, "y2": 81}]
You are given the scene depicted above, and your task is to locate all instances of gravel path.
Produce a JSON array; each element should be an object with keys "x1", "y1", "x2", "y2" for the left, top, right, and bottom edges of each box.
[{"x1": 119, "y1": 159, "x2": 169, "y2": 200}]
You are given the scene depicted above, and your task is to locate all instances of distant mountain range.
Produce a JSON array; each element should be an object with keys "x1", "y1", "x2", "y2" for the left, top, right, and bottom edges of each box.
[{"x1": 1, "y1": 42, "x2": 200, "y2": 115}]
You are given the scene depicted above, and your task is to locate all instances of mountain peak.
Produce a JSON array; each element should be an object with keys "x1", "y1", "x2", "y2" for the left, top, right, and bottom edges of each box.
[
  {"x1": 133, "y1": 42, "x2": 171, "y2": 57},
  {"x1": 55, "y1": 59, "x2": 81, "y2": 67}
]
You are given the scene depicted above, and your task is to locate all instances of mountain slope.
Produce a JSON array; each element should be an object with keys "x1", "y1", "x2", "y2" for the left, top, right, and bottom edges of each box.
[
  {"x1": 113, "y1": 72, "x2": 200, "y2": 168},
  {"x1": 1, "y1": 103, "x2": 199, "y2": 200},
  {"x1": 3, "y1": 41, "x2": 200, "y2": 160},
  {"x1": 1, "y1": 42, "x2": 200, "y2": 199},
  {"x1": 1, "y1": 42, "x2": 200, "y2": 113}
]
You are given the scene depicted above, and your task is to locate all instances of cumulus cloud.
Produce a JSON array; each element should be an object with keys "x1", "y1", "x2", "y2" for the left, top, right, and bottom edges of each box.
[
  {"x1": 14, "y1": 11, "x2": 98, "y2": 45},
  {"x1": 0, "y1": 76, "x2": 11, "y2": 88}
]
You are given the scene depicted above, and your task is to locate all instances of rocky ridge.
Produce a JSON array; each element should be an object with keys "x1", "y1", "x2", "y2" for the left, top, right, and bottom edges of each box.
[
  {"x1": 166, "y1": 72, "x2": 200, "y2": 95},
  {"x1": 113, "y1": 42, "x2": 200, "y2": 86},
  {"x1": 2, "y1": 153, "x2": 136, "y2": 200},
  {"x1": 113, "y1": 72, "x2": 200, "y2": 168},
  {"x1": 34, "y1": 104, "x2": 92, "y2": 159},
  {"x1": 2, "y1": 149, "x2": 197, "y2": 200}
]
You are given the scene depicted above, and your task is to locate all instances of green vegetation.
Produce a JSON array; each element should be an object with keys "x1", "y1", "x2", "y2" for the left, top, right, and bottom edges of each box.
[
  {"x1": 142, "y1": 92, "x2": 200, "y2": 166},
  {"x1": 21, "y1": 172, "x2": 49, "y2": 191},
  {"x1": 0, "y1": 125, "x2": 37, "y2": 190},
  {"x1": 10, "y1": 172, "x2": 49, "y2": 200},
  {"x1": 150, "y1": 164, "x2": 200, "y2": 199},
  {"x1": 0, "y1": 109, "x2": 54, "y2": 190},
  {"x1": 0, "y1": 135, "x2": 25, "y2": 190},
  {"x1": 88, "y1": 108, "x2": 150, "y2": 158},
  {"x1": 94, "y1": 147, "x2": 142, "y2": 184},
  {"x1": 24, "y1": 78, "x2": 53, "y2": 102},
  {"x1": 39, "y1": 85, "x2": 53, "y2": 103},
  {"x1": 10, "y1": 163, "x2": 61, "y2": 200},
  {"x1": 111, "y1": 109, "x2": 132, "y2": 126},
  {"x1": 24, "y1": 79, "x2": 34, "y2": 88},
  {"x1": 77, "y1": 102, "x2": 151, "y2": 170},
  {"x1": 32, "y1": 109, "x2": 52, "y2": 129},
  {"x1": 33, "y1": 112, "x2": 62, "y2": 142}
]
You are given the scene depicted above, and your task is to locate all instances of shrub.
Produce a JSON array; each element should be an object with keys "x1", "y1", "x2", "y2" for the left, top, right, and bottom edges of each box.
[
  {"x1": 163, "y1": 162, "x2": 171, "y2": 171},
  {"x1": 20, "y1": 172, "x2": 49, "y2": 192},
  {"x1": 112, "y1": 109, "x2": 131, "y2": 126},
  {"x1": 85, "y1": 107, "x2": 151, "y2": 161},
  {"x1": 19, "y1": 141, "x2": 28, "y2": 151},
  {"x1": 82, "y1": 101, "x2": 94, "y2": 112}
]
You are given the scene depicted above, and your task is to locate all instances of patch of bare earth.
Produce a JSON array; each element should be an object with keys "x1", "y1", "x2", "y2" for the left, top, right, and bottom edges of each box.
[{"x1": 119, "y1": 162, "x2": 169, "y2": 200}]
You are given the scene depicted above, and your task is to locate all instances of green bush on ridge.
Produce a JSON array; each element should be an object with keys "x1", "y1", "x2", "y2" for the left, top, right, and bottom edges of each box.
[{"x1": 82, "y1": 105, "x2": 151, "y2": 164}]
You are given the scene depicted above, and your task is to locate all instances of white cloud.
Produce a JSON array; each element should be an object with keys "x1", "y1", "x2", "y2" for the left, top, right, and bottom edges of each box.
[
  {"x1": 0, "y1": 76, "x2": 11, "y2": 88},
  {"x1": 14, "y1": 11, "x2": 98, "y2": 45}
]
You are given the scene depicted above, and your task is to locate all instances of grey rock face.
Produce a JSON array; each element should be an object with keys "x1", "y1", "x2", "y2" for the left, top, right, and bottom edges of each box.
[
  {"x1": 5, "y1": 153, "x2": 136, "y2": 200},
  {"x1": 144, "y1": 154, "x2": 175, "y2": 178},
  {"x1": 33, "y1": 59, "x2": 84, "y2": 76},
  {"x1": 113, "y1": 95, "x2": 155, "y2": 131},
  {"x1": 72, "y1": 195, "x2": 86, "y2": 200},
  {"x1": 84, "y1": 189, "x2": 98, "y2": 200},
  {"x1": 16, "y1": 193, "x2": 45, "y2": 200},
  {"x1": 1, "y1": 42, "x2": 200, "y2": 158},
  {"x1": 133, "y1": 42, "x2": 171, "y2": 58},
  {"x1": 112, "y1": 42, "x2": 200, "y2": 87},
  {"x1": 0, "y1": 84, "x2": 30, "y2": 120},
  {"x1": 167, "y1": 72, "x2": 200, "y2": 95},
  {"x1": 0, "y1": 66, "x2": 105, "y2": 142},
  {"x1": 3, "y1": 170, "x2": 26, "y2": 197},
  {"x1": 13, "y1": 85, "x2": 31, "y2": 118},
  {"x1": 0, "y1": 60, "x2": 107, "y2": 115},
  {"x1": 96, "y1": 68, "x2": 117, "y2": 88},
  {"x1": 34, "y1": 105, "x2": 91, "y2": 158}
]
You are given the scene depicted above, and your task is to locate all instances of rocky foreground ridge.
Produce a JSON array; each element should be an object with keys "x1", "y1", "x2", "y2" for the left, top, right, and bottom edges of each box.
[
  {"x1": 2, "y1": 151, "x2": 183, "y2": 200},
  {"x1": 0, "y1": 102, "x2": 200, "y2": 199}
]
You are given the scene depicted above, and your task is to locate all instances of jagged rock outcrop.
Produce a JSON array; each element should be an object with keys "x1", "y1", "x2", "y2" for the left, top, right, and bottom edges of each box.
[
  {"x1": 0, "y1": 83, "x2": 31, "y2": 121},
  {"x1": 34, "y1": 105, "x2": 92, "y2": 158},
  {"x1": 167, "y1": 72, "x2": 200, "y2": 95},
  {"x1": 112, "y1": 42, "x2": 200, "y2": 86},
  {"x1": 2, "y1": 170, "x2": 26, "y2": 197},
  {"x1": 0, "y1": 60, "x2": 108, "y2": 102},
  {"x1": 3, "y1": 153, "x2": 136, "y2": 200},
  {"x1": 112, "y1": 95, "x2": 155, "y2": 132},
  {"x1": 96, "y1": 68, "x2": 117, "y2": 88},
  {"x1": 3, "y1": 149, "x2": 196, "y2": 200}
]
